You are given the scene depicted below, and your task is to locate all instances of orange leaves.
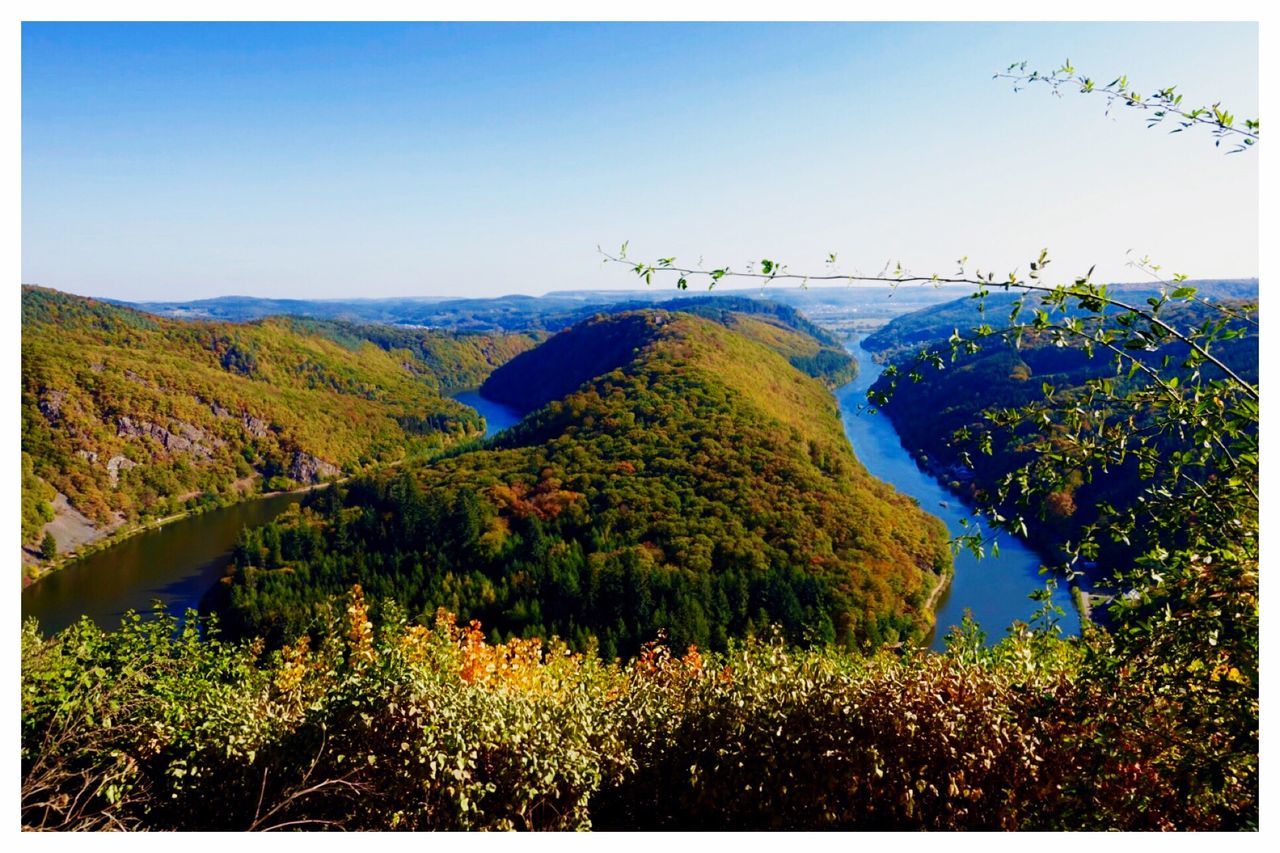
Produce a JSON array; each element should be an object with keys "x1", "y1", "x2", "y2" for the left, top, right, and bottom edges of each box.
[
  {"x1": 487, "y1": 476, "x2": 584, "y2": 522},
  {"x1": 630, "y1": 634, "x2": 705, "y2": 683},
  {"x1": 427, "y1": 606, "x2": 576, "y2": 693},
  {"x1": 1043, "y1": 490, "x2": 1077, "y2": 519}
]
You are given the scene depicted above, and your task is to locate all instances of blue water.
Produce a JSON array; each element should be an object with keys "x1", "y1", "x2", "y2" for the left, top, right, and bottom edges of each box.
[
  {"x1": 835, "y1": 337, "x2": 1080, "y2": 650},
  {"x1": 453, "y1": 389, "x2": 524, "y2": 439}
]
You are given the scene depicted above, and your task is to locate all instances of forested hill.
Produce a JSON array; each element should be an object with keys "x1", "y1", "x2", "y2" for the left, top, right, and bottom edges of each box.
[
  {"x1": 119, "y1": 289, "x2": 858, "y2": 381},
  {"x1": 224, "y1": 310, "x2": 950, "y2": 657},
  {"x1": 481, "y1": 301, "x2": 856, "y2": 413},
  {"x1": 863, "y1": 278, "x2": 1258, "y2": 362},
  {"x1": 20, "y1": 287, "x2": 533, "y2": 555},
  {"x1": 861, "y1": 290, "x2": 1258, "y2": 576},
  {"x1": 264, "y1": 318, "x2": 542, "y2": 394}
]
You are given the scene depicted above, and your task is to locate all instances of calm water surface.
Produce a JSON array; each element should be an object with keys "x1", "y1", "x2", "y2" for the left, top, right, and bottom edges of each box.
[
  {"x1": 836, "y1": 336, "x2": 1080, "y2": 649},
  {"x1": 22, "y1": 492, "x2": 304, "y2": 635},
  {"x1": 453, "y1": 389, "x2": 523, "y2": 438},
  {"x1": 21, "y1": 391, "x2": 526, "y2": 634}
]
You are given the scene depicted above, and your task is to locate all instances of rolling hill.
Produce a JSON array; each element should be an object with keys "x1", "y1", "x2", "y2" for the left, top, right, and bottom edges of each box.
[
  {"x1": 223, "y1": 310, "x2": 949, "y2": 655},
  {"x1": 20, "y1": 287, "x2": 536, "y2": 565}
]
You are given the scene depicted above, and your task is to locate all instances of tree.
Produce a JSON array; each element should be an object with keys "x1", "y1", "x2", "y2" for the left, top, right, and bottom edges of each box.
[{"x1": 39, "y1": 532, "x2": 58, "y2": 562}]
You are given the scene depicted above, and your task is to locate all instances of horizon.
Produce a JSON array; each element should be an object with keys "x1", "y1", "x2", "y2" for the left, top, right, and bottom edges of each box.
[
  {"x1": 23, "y1": 22, "x2": 1259, "y2": 301},
  {"x1": 21, "y1": 274, "x2": 1260, "y2": 307}
]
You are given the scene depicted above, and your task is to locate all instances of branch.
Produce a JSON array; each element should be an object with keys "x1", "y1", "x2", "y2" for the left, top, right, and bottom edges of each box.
[
  {"x1": 996, "y1": 60, "x2": 1259, "y2": 153},
  {"x1": 599, "y1": 249, "x2": 1258, "y2": 401}
]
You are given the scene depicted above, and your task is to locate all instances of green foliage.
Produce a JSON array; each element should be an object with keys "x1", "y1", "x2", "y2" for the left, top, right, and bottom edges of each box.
[
  {"x1": 864, "y1": 295, "x2": 1257, "y2": 571},
  {"x1": 21, "y1": 451, "x2": 56, "y2": 544},
  {"x1": 222, "y1": 311, "x2": 949, "y2": 656},
  {"x1": 39, "y1": 532, "x2": 58, "y2": 561},
  {"x1": 21, "y1": 287, "x2": 528, "y2": 536},
  {"x1": 20, "y1": 591, "x2": 1249, "y2": 830},
  {"x1": 997, "y1": 60, "x2": 1260, "y2": 154}
]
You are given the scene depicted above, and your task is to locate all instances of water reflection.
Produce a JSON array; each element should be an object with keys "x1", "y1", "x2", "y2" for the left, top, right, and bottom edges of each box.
[{"x1": 21, "y1": 492, "x2": 304, "y2": 635}]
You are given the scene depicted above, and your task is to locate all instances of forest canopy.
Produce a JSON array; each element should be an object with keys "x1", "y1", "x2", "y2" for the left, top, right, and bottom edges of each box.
[{"x1": 222, "y1": 310, "x2": 949, "y2": 657}]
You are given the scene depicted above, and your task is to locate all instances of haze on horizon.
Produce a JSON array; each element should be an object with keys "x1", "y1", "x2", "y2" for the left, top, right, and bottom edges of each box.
[{"x1": 22, "y1": 21, "x2": 1258, "y2": 302}]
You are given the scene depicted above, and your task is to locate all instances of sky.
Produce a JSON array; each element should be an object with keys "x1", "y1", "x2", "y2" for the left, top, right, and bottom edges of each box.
[{"x1": 21, "y1": 21, "x2": 1259, "y2": 301}]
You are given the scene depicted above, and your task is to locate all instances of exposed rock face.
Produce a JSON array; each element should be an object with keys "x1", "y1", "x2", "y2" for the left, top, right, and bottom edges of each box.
[
  {"x1": 116, "y1": 416, "x2": 214, "y2": 459},
  {"x1": 106, "y1": 455, "x2": 137, "y2": 486},
  {"x1": 210, "y1": 401, "x2": 232, "y2": 418},
  {"x1": 35, "y1": 492, "x2": 116, "y2": 557},
  {"x1": 241, "y1": 412, "x2": 271, "y2": 437},
  {"x1": 38, "y1": 390, "x2": 67, "y2": 424},
  {"x1": 175, "y1": 422, "x2": 206, "y2": 444},
  {"x1": 77, "y1": 449, "x2": 100, "y2": 464},
  {"x1": 288, "y1": 451, "x2": 340, "y2": 485}
]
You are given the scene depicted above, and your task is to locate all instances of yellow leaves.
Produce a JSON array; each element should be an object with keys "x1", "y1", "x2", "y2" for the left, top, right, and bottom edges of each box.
[
  {"x1": 398, "y1": 624, "x2": 436, "y2": 664},
  {"x1": 346, "y1": 584, "x2": 376, "y2": 667},
  {"x1": 1209, "y1": 660, "x2": 1249, "y2": 686},
  {"x1": 272, "y1": 635, "x2": 310, "y2": 695}
]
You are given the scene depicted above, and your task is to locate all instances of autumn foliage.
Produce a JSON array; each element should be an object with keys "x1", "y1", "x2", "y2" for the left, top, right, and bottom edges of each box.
[{"x1": 19, "y1": 584, "x2": 1255, "y2": 830}]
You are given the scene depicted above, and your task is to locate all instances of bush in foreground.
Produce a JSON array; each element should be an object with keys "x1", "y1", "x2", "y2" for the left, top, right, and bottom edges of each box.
[{"x1": 21, "y1": 585, "x2": 1253, "y2": 831}]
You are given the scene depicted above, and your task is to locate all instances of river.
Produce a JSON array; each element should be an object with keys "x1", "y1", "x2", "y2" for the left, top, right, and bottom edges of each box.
[
  {"x1": 21, "y1": 491, "x2": 306, "y2": 635},
  {"x1": 452, "y1": 389, "x2": 523, "y2": 438},
  {"x1": 836, "y1": 336, "x2": 1080, "y2": 649},
  {"x1": 22, "y1": 367, "x2": 1077, "y2": 647}
]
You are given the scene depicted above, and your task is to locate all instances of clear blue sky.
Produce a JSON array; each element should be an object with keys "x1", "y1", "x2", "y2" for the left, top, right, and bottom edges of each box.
[{"x1": 22, "y1": 22, "x2": 1258, "y2": 300}]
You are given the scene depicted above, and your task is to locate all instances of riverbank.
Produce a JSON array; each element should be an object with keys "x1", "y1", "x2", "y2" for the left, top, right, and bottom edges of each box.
[
  {"x1": 21, "y1": 406, "x2": 500, "y2": 591},
  {"x1": 869, "y1": 387, "x2": 1098, "y2": 631},
  {"x1": 20, "y1": 490, "x2": 322, "y2": 635},
  {"x1": 21, "y1": 414, "x2": 498, "y2": 633},
  {"x1": 834, "y1": 335, "x2": 1080, "y2": 647},
  {"x1": 919, "y1": 567, "x2": 954, "y2": 647},
  {"x1": 21, "y1": 475, "x2": 339, "y2": 587}
]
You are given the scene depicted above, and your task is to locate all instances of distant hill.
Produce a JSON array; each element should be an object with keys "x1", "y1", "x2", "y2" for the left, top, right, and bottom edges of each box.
[
  {"x1": 223, "y1": 310, "x2": 950, "y2": 655},
  {"x1": 20, "y1": 287, "x2": 533, "y2": 562},
  {"x1": 482, "y1": 297, "x2": 858, "y2": 412},
  {"x1": 112, "y1": 283, "x2": 969, "y2": 335},
  {"x1": 863, "y1": 279, "x2": 1258, "y2": 362},
  {"x1": 111, "y1": 290, "x2": 680, "y2": 331}
]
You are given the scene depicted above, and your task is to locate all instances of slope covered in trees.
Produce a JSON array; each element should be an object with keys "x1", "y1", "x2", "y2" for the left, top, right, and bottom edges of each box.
[
  {"x1": 223, "y1": 310, "x2": 949, "y2": 657},
  {"x1": 275, "y1": 319, "x2": 541, "y2": 393},
  {"x1": 480, "y1": 301, "x2": 855, "y2": 413},
  {"x1": 864, "y1": 291, "x2": 1258, "y2": 574},
  {"x1": 20, "y1": 287, "x2": 532, "y2": 555}
]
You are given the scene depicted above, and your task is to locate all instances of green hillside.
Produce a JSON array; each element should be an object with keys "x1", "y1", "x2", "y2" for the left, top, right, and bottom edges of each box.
[
  {"x1": 865, "y1": 295, "x2": 1258, "y2": 575},
  {"x1": 20, "y1": 287, "x2": 532, "y2": 557},
  {"x1": 223, "y1": 311, "x2": 949, "y2": 656}
]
